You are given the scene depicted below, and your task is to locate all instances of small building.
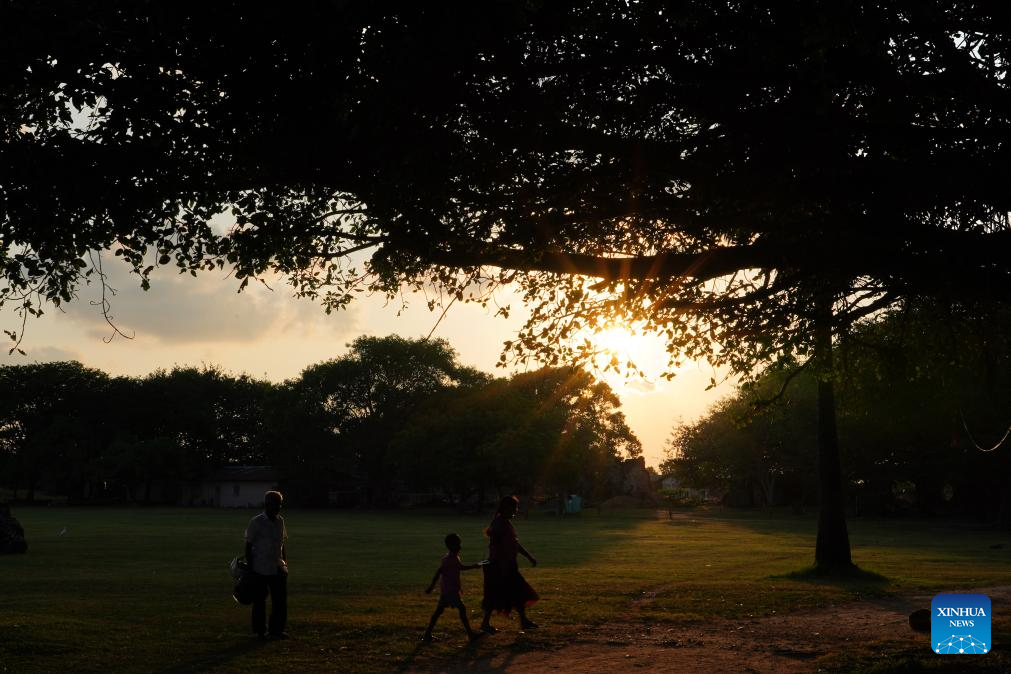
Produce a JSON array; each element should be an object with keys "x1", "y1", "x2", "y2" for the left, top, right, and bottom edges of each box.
[
  {"x1": 600, "y1": 456, "x2": 659, "y2": 506},
  {"x1": 200, "y1": 466, "x2": 279, "y2": 508},
  {"x1": 614, "y1": 456, "x2": 656, "y2": 497}
]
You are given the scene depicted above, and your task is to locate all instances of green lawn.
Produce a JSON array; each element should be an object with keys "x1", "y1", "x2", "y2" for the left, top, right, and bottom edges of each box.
[{"x1": 1, "y1": 507, "x2": 1009, "y2": 672}]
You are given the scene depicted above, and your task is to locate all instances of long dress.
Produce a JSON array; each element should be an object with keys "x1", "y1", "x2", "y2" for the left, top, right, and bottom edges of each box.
[{"x1": 481, "y1": 515, "x2": 539, "y2": 614}]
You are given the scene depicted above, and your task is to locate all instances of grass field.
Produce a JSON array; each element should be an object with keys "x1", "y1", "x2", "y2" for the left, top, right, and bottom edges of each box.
[{"x1": 2, "y1": 507, "x2": 1010, "y2": 673}]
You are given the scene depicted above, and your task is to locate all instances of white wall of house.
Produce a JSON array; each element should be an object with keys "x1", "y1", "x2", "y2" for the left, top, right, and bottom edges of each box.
[{"x1": 201, "y1": 481, "x2": 277, "y2": 508}]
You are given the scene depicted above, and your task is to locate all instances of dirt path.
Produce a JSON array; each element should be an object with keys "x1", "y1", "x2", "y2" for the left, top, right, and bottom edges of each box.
[{"x1": 404, "y1": 585, "x2": 1011, "y2": 673}]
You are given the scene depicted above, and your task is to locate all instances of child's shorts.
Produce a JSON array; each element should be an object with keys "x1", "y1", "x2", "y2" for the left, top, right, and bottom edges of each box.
[{"x1": 438, "y1": 594, "x2": 464, "y2": 609}]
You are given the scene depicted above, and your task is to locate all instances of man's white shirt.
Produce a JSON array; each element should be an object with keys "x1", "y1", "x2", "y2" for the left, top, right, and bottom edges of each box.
[{"x1": 245, "y1": 512, "x2": 287, "y2": 575}]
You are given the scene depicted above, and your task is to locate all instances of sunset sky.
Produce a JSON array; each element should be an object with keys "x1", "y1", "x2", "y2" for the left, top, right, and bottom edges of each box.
[{"x1": 2, "y1": 261, "x2": 735, "y2": 468}]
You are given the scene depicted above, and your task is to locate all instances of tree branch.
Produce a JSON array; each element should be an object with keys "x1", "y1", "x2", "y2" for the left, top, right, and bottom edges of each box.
[
  {"x1": 749, "y1": 361, "x2": 812, "y2": 414},
  {"x1": 419, "y1": 240, "x2": 773, "y2": 283}
]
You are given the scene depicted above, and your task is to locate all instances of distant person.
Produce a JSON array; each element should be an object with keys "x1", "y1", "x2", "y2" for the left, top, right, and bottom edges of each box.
[
  {"x1": 480, "y1": 496, "x2": 539, "y2": 633},
  {"x1": 422, "y1": 533, "x2": 483, "y2": 642},
  {"x1": 0, "y1": 503, "x2": 27, "y2": 554},
  {"x1": 245, "y1": 490, "x2": 288, "y2": 639}
]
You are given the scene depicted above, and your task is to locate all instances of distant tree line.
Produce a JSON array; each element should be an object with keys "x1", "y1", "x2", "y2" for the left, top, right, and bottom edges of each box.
[
  {"x1": 665, "y1": 303, "x2": 1011, "y2": 526},
  {"x1": 0, "y1": 335, "x2": 641, "y2": 507}
]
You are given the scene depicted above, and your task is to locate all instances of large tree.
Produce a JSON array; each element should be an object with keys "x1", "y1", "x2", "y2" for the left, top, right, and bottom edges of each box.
[
  {"x1": 835, "y1": 302, "x2": 1011, "y2": 522},
  {"x1": 4, "y1": 2, "x2": 1010, "y2": 567},
  {"x1": 394, "y1": 366, "x2": 640, "y2": 505},
  {"x1": 287, "y1": 335, "x2": 486, "y2": 503},
  {"x1": 668, "y1": 301, "x2": 1011, "y2": 521},
  {"x1": 0, "y1": 361, "x2": 110, "y2": 500},
  {"x1": 665, "y1": 369, "x2": 818, "y2": 509}
]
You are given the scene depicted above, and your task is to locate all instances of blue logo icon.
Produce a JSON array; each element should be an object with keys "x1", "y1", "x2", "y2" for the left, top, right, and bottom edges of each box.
[{"x1": 932, "y1": 594, "x2": 990, "y2": 654}]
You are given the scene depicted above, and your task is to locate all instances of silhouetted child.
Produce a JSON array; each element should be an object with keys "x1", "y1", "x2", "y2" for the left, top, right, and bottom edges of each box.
[{"x1": 423, "y1": 533, "x2": 483, "y2": 642}]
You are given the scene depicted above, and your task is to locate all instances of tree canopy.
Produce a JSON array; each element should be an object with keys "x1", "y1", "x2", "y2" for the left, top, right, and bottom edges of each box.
[
  {"x1": 393, "y1": 365, "x2": 641, "y2": 505},
  {"x1": 0, "y1": 337, "x2": 641, "y2": 506},
  {"x1": 665, "y1": 302, "x2": 1011, "y2": 519},
  {"x1": 4, "y1": 1, "x2": 1011, "y2": 567},
  {"x1": 3, "y1": 2, "x2": 1009, "y2": 366},
  {"x1": 282, "y1": 335, "x2": 489, "y2": 503}
]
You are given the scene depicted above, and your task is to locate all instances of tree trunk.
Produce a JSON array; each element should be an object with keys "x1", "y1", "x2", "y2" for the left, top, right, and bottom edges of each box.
[{"x1": 814, "y1": 294, "x2": 853, "y2": 569}]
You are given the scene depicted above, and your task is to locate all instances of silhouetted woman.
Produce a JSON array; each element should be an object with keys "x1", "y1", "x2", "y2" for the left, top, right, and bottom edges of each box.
[{"x1": 480, "y1": 495, "x2": 539, "y2": 632}]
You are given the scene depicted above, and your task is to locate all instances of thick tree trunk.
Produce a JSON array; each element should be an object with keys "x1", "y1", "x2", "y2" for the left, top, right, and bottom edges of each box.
[{"x1": 814, "y1": 295, "x2": 853, "y2": 569}]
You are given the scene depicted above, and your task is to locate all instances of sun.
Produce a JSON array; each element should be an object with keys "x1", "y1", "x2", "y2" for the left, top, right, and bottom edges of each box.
[
  {"x1": 592, "y1": 326, "x2": 641, "y2": 359},
  {"x1": 583, "y1": 324, "x2": 673, "y2": 391}
]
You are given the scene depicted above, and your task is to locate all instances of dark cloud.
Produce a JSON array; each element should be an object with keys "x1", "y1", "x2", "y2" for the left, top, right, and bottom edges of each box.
[{"x1": 62, "y1": 264, "x2": 357, "y2": 345}]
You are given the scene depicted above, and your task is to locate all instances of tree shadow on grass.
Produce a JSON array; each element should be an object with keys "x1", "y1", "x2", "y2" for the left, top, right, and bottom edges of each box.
[
  {"x1": 774, "y1": 564, "x2": 889, "y2": 586},
  {"x1": 154, "y1": 637, "x2": 268, "y2": 674},
  {"x1": 701, "y1": 508, "x2": 1011, "y2": 567}
]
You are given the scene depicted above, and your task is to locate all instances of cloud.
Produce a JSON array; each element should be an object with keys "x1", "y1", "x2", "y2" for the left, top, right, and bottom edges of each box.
[
  {"x1": 61, "y1": 263, "x2": 358, "y2": 345},
  {"x1": 0, "y1": 345, "x2": 83, "y2": 365},
  {"x1": 624, "y1": 378, "x2": 658, "y2": 394}
]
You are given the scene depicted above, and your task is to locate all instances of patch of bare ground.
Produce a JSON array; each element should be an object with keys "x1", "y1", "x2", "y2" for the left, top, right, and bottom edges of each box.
[{"x1": 403, "y1": 586, "x2": 1011, "y2": 673}]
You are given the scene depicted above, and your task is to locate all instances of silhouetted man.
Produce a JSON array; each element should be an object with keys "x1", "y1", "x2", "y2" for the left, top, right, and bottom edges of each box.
[
  {"x1": 0, "y1": 503, "x2": 27, "y2": 554},
  {"x1": 245, "y1": 490, "x2": 288, "y2": 639}
]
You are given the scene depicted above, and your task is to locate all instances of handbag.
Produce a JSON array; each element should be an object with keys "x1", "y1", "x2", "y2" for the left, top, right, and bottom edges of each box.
[
  {"x1": 230, "y1": 556, "x2": 263, "y2": 605},
  {"x1": 229, "y1": 555, "x2": 248, "y2": 580}
]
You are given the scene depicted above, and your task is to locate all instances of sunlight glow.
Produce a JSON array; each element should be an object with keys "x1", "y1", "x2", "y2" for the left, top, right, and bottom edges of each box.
[{"x1": 583, "y1": 324, "x2": 677, "y2": 394}]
